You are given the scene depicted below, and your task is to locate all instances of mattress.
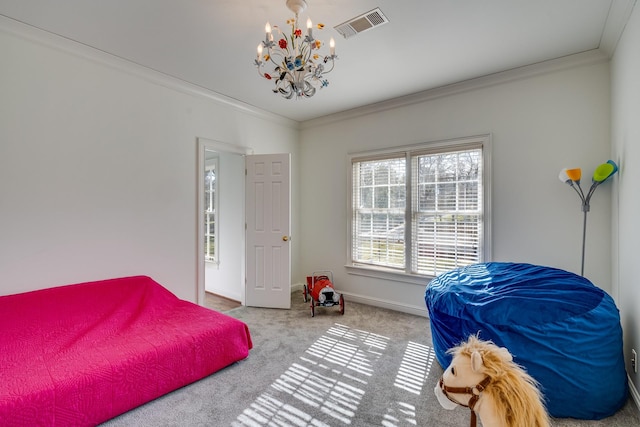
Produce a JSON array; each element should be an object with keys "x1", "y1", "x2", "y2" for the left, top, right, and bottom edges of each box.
[{"x1": 0, "y1": 275, "x2": 252, "y2": 426}]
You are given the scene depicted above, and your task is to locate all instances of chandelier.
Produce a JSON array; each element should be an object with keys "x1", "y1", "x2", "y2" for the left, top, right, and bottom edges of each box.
[{"x1": 254, "y1": 0, "x2": 337, "y2": 99}]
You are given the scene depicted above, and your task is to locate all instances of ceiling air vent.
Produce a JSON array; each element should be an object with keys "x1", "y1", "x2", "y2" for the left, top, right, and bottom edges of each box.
[{"x1": 334, "y1": 8, "x2": 388, "y2": 39}]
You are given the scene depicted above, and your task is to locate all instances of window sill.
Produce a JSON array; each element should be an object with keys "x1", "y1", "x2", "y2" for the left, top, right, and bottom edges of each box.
[
  {"x1": 205, "y1": 260, "x2": 219, "y2": 269},
  {"x1": 344, "y1": 264, "x2": 434, "y2": 286}
]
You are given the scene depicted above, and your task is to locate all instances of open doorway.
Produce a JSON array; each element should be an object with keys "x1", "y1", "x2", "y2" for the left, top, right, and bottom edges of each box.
[
  {"x1": 196, "y1": 138, "x2": 252, "y2": 306},
  {"x1": 196, "y1": 138, "x2": 292, "y2": 309}
]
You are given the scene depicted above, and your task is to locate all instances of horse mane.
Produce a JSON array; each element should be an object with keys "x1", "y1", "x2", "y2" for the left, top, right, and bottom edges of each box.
[{"x1": 450, "y1": 336, "x2": 551, "y2": 427}]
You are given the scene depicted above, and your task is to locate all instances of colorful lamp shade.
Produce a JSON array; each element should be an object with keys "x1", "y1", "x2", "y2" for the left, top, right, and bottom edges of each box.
[
  {"x1": 565, "y1": 168, "x2": 582, "y2": 183},
  {"x1": 592, "y1": 163, "x2": 615, "y2": 182},
  {"x1": 558, "y1": 168, "x2": 571, "y2": 184},
  {"x1": 559, "y1": 160, "x2": 618, "y2": 276}
]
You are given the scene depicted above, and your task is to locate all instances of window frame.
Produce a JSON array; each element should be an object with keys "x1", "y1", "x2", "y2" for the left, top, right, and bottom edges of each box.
[
  {"x1": 204, "y1": 156, "x2": 219, "y2": 264},
  {"x1": 346, "y1": 134, "x2": 492, "y2": 284}
]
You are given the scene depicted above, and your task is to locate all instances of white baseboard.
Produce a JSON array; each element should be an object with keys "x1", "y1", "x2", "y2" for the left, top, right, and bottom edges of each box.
[
  {"x1": 291, "y1": 281, "x2": 428, "y2": 317},
  {"x1": 340, "y1": 291, "x2": 429, "y2": 318},
  {"x1": 629, "y1": 374, "x2": 640, "y2": 415}
]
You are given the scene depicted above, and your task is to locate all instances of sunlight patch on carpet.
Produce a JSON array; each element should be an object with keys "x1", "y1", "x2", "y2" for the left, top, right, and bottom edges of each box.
[
  {"x1": 382, "y1": 401, "x2": 417, "y2": 427},
  {"x1": 381, "y1": 342, "x2": 436, "y2": 426},
  {"x1": 232, "y1": 324, "x2": 434, "y2": 426},
  {"x1": 393, "y1": 341, "x2": 435, "y2": 395},
  {"x1": 305, "y1": 323, "x2": 388, "y2": 377}
]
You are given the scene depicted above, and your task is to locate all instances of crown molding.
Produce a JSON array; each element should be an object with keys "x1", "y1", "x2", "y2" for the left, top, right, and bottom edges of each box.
[
  {"x1": 600, "y1": 0, "x2": 637, "y2": 57},
  {"x1": 300, "y1": 49, "x2": 609, "y2": 130},
  {"x1": 0, "y1": 14, "x2": 299, "y2": 130},
  {"x1": 2, "y1": 10, "x2": 622, "y2": 133}
]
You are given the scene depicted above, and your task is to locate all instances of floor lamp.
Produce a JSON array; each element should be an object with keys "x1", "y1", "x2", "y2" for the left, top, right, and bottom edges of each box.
[{"x1": 559, "y1": 160, "x2": 618, "y2": 276}]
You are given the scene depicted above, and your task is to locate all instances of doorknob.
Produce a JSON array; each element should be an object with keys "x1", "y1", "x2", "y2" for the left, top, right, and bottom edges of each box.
[{"x1": 282, "y1": 236, "x2": 290, "y2": 242}]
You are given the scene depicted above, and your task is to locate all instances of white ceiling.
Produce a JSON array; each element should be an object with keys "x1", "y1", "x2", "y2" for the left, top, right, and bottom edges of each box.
[{"x1": 0, "y1": 0, "x2": 631, "y2": 122}]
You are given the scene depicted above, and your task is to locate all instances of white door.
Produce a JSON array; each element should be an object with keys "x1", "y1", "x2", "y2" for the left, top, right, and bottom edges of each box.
[{"x1": 245, "y1": 153, "x2": 291, "y2": 308}]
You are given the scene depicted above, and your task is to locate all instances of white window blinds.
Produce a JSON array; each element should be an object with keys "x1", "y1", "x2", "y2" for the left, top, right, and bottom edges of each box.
[
  {"x1": 411, "y1": 147, "x2": 482, "y2": 275},
  {"x1": 352, "y1": 156, "x2": 406, "y2": 269},
  {"x1": 350, "y1": 137, "x2": 486, "y2": 277}
]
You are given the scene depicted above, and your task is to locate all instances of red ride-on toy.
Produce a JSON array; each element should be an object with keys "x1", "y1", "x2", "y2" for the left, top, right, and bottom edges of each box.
[{"x1": 303, "y1": 270, "x2": 344, "y2": 317}]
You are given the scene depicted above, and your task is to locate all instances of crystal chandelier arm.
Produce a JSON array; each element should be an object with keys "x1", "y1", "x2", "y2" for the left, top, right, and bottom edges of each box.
[
  {"x1": 264, "y1": 46, "x2": 286, "y2": 67},
  {"x1": 321, "y1": 55, "x2": 336, "y2": 73},
  {"x1": 300, "y1": 80, "x2": 316, "y2": 97}
]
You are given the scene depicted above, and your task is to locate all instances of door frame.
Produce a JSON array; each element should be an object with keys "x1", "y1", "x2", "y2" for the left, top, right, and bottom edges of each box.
[{"x1": 196, "y1": 137, "x2": 253, "y2": 306}]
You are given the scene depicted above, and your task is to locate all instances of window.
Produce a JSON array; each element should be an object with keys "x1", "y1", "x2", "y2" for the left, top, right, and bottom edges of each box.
[
  {"x1": 349, "y1": 135, "x2": 490, "y2": 278},
  {"x1": 204, "y1": 156, "x2": 219, "y2": 263}
]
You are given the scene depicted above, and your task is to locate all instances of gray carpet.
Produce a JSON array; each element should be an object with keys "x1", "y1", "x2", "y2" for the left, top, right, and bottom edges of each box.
[{"x1": 102, "y1": 291, "x2": 640, "y2": 426}]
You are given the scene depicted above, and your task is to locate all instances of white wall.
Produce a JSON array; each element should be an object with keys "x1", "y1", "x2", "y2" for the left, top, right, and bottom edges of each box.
[
  {"x1": 0, "y1": 19, "x2": 300, "y2": 302},
  {"x1": 299, "y1": 53, "x2": 612, "y2": 315},
  {"x1": 611, "y1": 2, "x2": 640, "y2": 405}
]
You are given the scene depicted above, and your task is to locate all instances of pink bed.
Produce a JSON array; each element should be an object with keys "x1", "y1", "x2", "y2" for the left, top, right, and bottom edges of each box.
[{"x1": 0, "y1": 275, "x2": 252, "y2": 426}]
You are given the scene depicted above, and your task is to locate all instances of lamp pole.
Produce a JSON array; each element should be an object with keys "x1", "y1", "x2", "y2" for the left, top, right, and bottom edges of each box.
[{"x1": 580, "y1": 202, "x2": 589, "y2": 276}]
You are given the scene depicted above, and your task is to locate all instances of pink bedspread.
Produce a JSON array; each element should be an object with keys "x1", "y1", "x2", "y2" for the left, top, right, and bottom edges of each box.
[{"x1": 0, "y1": 276, "x2": 252, "y2": 426}]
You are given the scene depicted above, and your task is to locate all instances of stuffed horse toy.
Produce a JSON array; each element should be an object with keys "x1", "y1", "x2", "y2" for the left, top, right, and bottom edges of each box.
[{"x1": 434, "y1": 335, "x2": 550, "y2": 427}]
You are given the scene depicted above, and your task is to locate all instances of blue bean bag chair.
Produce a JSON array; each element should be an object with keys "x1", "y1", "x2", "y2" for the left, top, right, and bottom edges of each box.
[{"x1": 425, "y1": 262, "x2": 627, "y2": 419}]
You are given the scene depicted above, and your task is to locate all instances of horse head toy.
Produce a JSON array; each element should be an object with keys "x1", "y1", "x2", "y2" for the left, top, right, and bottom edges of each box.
[{"x1": 434, "y1": 335, "x2": 550, "y2": 427}]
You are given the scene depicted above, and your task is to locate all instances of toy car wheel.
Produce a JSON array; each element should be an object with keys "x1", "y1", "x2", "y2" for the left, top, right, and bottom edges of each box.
[
  {"x1": 303, "y1": 285, "x2": 308, "y2": 302},
  {"x1": 310, "y1": 301, "x2": 315, "y2": 317},
  {"x1": 339, "y1": 294, "x2": 345, "y2": 315}
]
